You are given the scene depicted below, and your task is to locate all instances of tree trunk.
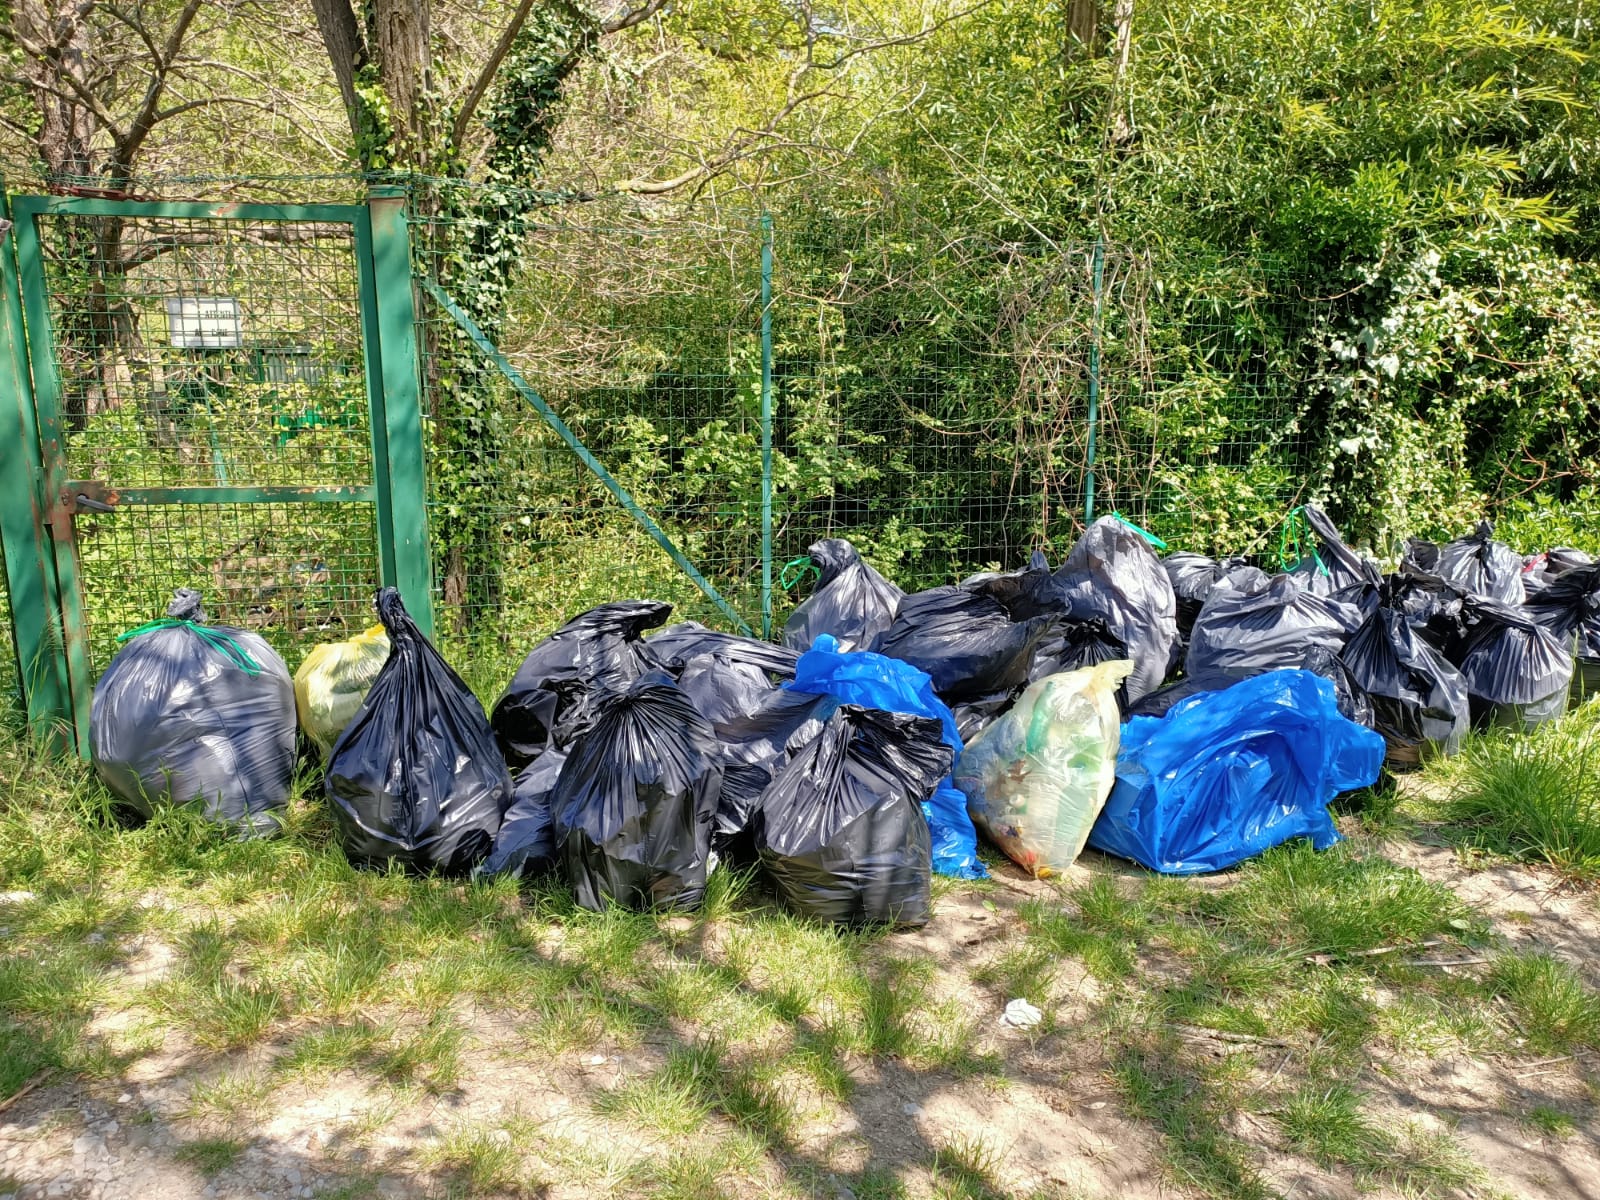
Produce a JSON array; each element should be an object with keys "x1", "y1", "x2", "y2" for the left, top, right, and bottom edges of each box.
[
  {"x1": 1109, "y1": 0, "x2": 1136, "y2": 144},
  {"x1": 369, "y1": 0, "x2": 434, "y2": 169},
  {"x1": 16, "y1": 0, "x2": 97, "y2": 181},
  {"x1": 1066, "y1": 0, "x2": 1099, "y2": 59}
]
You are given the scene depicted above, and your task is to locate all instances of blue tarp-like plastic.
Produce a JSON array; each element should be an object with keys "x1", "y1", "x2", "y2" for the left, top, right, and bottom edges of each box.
[
  {"x1": 787, "y1": 634, "x2": 986, "y2": 879},
  {"x1": 1088, "y1": 669, "x2": 1385, "y2": 874}
]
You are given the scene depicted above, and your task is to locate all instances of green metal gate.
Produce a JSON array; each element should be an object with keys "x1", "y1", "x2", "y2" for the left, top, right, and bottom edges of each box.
[{"x1": 0, "y1": 188, "x2": 432, "y2": 754}]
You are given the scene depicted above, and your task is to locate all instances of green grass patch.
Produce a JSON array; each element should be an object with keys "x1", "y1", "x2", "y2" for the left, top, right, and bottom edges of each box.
[
  {"x1": 1203, "y1": 841, "x2": 1475, "y2": 960},
  {"x1": 1112, "y1": 1039, "x2": 1272, "y2": 1200},
  {"x1": 1487, "y1": 952, "x2": 1600, "y2": 1054},
  {"x1": 424, "y1": 1115, "x2": 544, "y2": 1198},
  {"x1": 1525, "y1": 1104, "x2": 1578, "y2": 1138},
  {"x1": 1443, "y1": 718, "x2": 1600, "y2": 878},
  {"x1": 174, "y1": 1136, "x2": 248, "y2": 1175}
]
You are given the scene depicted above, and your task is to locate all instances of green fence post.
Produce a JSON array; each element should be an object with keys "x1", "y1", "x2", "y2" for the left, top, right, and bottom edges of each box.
[
  {"x1": 365, "y1": 186, "x2": 434, "y2": 636},
  {"x1": 1084, "y1": 236, "x2": 1104, "y2": 525},
  {"x1": 11, "y1": 196, "x2": 93, "y2": 755},
  {"x1": 760, "y1": 214, "x2": 775, "y2": 641},
  {"x1": 0, "y1": 189, "x2": 72, "y2": 751}
]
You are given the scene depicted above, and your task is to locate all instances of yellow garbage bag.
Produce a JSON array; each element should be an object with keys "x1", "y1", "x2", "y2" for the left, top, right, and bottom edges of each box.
[
  {"x1": 294, "y1": 625, "x2": 390, "y2": 755},
  {"x1": 953, "y1": 659, "x2": 1133, "y2": 877}
]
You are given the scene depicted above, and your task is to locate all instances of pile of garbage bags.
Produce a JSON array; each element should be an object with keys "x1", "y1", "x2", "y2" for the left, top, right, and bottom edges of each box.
[{"x1": 86, "y1": 505, "x2": 1595, "y2": 915}]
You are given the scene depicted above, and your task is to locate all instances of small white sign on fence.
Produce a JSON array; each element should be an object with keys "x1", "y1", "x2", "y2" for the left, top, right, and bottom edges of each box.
[{"x1": 165, "y1": 296, "x2": 242, "y2": 349}]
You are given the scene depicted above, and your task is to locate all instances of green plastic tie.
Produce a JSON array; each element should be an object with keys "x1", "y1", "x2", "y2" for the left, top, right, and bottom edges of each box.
[
  {"x1": 779, "y1": 555, "x2": 821, "y2": 591},
  {"x1": 116, "y1": 618, "x2": 263, "y2": 676},
  {"x1": 1110, "y1": 511, "x2": 1167, "y2": 550},
  {"x1": 1277, "y1": 506, "x2": 1330, "y2": 577}
]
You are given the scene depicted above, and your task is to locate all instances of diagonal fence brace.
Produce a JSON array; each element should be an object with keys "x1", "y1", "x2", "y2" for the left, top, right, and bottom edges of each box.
[{"x1": 421, "y1": 277, "x2": 754, "y2": 636}]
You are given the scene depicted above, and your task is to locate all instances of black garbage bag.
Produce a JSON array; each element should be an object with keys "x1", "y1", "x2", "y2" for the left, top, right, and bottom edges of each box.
[
  {"x1": 673, "y1": 653, "x2": 780, "y2": 726},
  {"x1": 755, "y1": 704, "x2": 951, "y2": 927},
  {"x1": 1298, "y1": 645, "x2": 1375, "y2": 730},
  {"x1": 782, "y1": 539, "x2": 903, "y2": 653},
  {"x1": 476, "y1": 750, "x2": 565, "y2": 882},
  {"x1": 1437, "y1": 521, "x2": 1525, "y2": 605},
  {"x1": 1521, "y1": 549, "x2": 1595, "y2": 601},
  {"x1": 950, "y1": 690, "x2": 1018, "y2": 742},
  {"x1": 709, "y1": 688, "x2": 835, "y2": 862},
  {"x1": 1450, "y1": 598, "x2": 1573, "y2": 731},
  {"x1": 326, "y1": 589, "x2": 512, "y2": 874},
  {"x1": 1027, "y1": 617, "x2": 1127, "y2": 683},
  {"x1": 551, "y1": 672, "x2": 723, "y2": 912},
  {"x1": 1126, "y1": 646, "x2": 1371, "y2": 727},
  {"x1": 91, "y1": 588, "x2": 295, "y2": 836},
  {"x1": 1185, "y1": 573, "x2": 1361, "y2": 688},
  {"x1": 647, "y1": 621, "x2": 799, "y2": 680},
  {"x1": 1164, "y1": 553, "x2": 1264, "y2": 636},
  {"x1": 1125, "y1": 676, "x2": 1208, "y2": 720},
  {"x1": 874, "y1": 586, "x2": 1060, "y2": 702},
  {"x1": 491, "y1": 600, "x2": 672, "y2": 769},
  {"x1": 1387, "y1": 567, "x2": 1469, "y2": 653},
  {"x1": 1547, "y1": 547, "x2": 1596, "y2": 577},
  {"x1": 1403, "y1": 538, "x2": 1441, "y2": 574},
  {"x1": 960, "y1": 550, "x2": 1055, "y2": 620},
  {"x1": 1285, "y1": 505, "x2": 1382, "y2": 596},
  {"x1": 1340, "y1": 607, "x2": 1470, "y2": 766},
  {"x1": 1526, "y1": 564, "x2": 1600, "y2": 703},
  {"x1": 1040, "y1": 516, "x2": 1180, "y2": 703}
]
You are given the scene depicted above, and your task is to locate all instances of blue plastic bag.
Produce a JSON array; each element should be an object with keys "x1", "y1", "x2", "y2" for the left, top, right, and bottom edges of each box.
[
  {"x1": 787, "y1": 635, "x2": 986, "y2": 879},
  {"x1": 1088, "y1": 670, "x2": 1384, "y2": 874}
]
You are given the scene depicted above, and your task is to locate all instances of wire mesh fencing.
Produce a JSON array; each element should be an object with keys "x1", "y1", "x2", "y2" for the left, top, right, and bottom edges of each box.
[
  {"x1": 26, "y1": 204, "x2": 382, "y2": 673},
  {"x1": 408, "y1": 183, "x2": 1329, "y2": 685},
  {"x1": 2, "y1": 171, "x2": 1337, "y2": 719}
]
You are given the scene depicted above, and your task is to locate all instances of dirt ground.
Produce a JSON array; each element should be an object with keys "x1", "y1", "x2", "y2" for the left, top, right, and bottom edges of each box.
[{"x1": 2, "y1": 823, "x2": 1597, "y2": 1200}]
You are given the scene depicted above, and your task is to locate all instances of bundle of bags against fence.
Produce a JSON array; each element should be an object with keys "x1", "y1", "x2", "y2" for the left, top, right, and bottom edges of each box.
[
  {"x1": 489, "y1": 600, "x2": 673, "y2": 769},
  {"x1": 782, "y1": 538, "x2": 903, "y2": 653},
  {"x1": 92, "y1": 588, "x2": 296, "y2": 837},
  {"x1": 954, "y1": 660, "x2": 1132, "y2": 878},
  {"x1": 1087, "y1": 670, "x2": 1386, "y2": 874},
  {"x1": 1526, "y1": 563, "x2": 1600, "y2": 702},
  {"x1": 293, "y1": 624, "x2": 389, "y2": 756},
  {"x1": 325, "y1": 588, "x2": 512, "y2": 874}
]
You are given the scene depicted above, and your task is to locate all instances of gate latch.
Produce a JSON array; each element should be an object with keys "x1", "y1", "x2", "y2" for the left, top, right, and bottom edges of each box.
[{"x1": 62, "y1": 480, "x2": 119, "y2": 514}]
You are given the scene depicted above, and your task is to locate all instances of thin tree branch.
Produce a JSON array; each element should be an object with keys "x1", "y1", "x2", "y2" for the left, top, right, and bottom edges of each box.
[
  {"x1": 114, "y1": 0, "x2": 206, "y2": 173},
  {"x1": 810, "y1": 0, "x2": 995, "y2": 70},
  {"x1": 611, "y1": 87, "x2": 834, "y2": 194},
  {"x1": 3, "y1": 44, "x2": 126, "y2": 139},
  {"x1": 451, "y1": 0, "x2": 537, "y2": 149},
  {"x1": 601, "y1": 0, "x2": 670, "y2": 35},
  {"x1": 151, "y1": 95, "x2": 284, "y2": 123}
]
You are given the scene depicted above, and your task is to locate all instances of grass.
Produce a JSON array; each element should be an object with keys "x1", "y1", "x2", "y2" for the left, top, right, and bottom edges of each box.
[
  {"x1": 1525, "y1": 1104, "x2": 1578, "y2": 1138},
  {"x1": 1, "y1": 707, "x2": 1598, "y2": 1200},
  {"x1": 173, "y1": 1136, "x2": 248, "y2": 1175},
  {"x1": 424, "y1": 1115, "x2": 544, "y2": 1197},
  {"x1": 1486, "y1": 952, "x2": 1600, "y2": 1054},
  {"x1": 1442, "y1": 704, "x2": 1600, "y2": 878}
]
